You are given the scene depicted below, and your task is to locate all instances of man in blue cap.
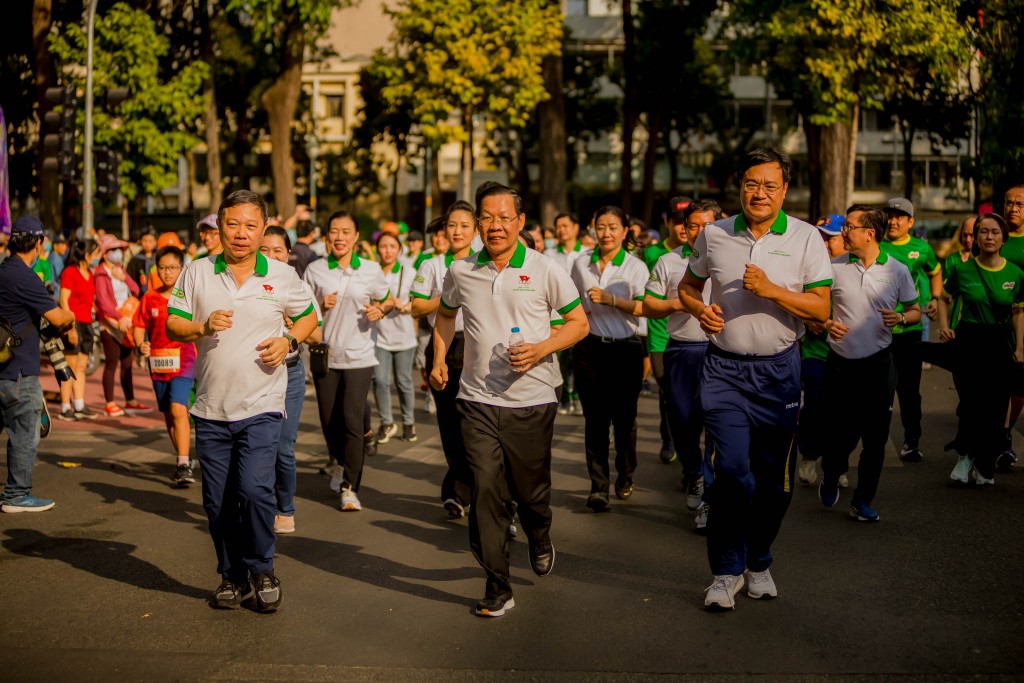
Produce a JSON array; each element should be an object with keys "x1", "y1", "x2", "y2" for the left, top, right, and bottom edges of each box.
[{"x1": 0, "y1": 216, "x2": 75, "y2": 512}]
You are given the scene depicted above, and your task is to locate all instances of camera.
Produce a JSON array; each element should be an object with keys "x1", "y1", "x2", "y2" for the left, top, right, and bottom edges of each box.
[{"x1": 39, "y1": 321, "x2": 76, "y2": 385}]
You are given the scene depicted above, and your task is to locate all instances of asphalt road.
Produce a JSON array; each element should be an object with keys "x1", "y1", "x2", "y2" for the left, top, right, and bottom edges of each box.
[{"x1": 2, "y1": 365, "x2": 1022, "y2": 682}]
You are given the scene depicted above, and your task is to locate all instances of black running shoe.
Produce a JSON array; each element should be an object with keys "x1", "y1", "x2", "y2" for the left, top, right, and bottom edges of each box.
[
  {"x1": 253, "y1": 572, "x2": 282, "y2": 613},
  {"x1": 210, "y1": 578, "x2": 253, "y2": 609},
  {"x1": 474, "y1": 592, "x2": 514, "y2": 617},
  {"x1": 172, "y1": 463, "x2": 195, "y2": 487}
]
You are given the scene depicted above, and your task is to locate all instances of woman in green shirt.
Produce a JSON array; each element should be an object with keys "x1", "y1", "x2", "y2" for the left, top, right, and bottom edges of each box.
[{"x1": 938, "y1": 214, "x2": 1024, "y2": 486}]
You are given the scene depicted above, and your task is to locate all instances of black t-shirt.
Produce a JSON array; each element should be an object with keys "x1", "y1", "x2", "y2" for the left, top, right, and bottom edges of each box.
[
  {"x1": 127, "y1": 253, "x2": 155, "y2": 295},
  {"x1": 288, "y1": 241, "x2": 319, "y2": 279},
  {"x1": 0, "y1": 257, "x2": 58, "y2": 380}
]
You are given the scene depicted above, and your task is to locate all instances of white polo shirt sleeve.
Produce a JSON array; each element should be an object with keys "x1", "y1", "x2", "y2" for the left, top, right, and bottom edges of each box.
[
  {"x1": 895, "y1": 262, "x2": 919, "y2": 307},
  {"x1": 285, "y1": 269, "x2": 317, "y2": 322},
  {"x1": 409, "y1": 258, "x2": 437, "y2": 301},
  {"x1": 369, "y1": 267, "x2": 390, "y2": 303},
  {"x1": 167, "y1": 262, "x2": 198, "y2": 321},
  {"x1": 549, "y1": 261, "x2": 582, "y2": 317},
  {"x1": 440, "y1": 267, "x2": 462, "y2": 312},
  {"x1": 803, "y1": 234, "x2": 834, "y2": 291},
  {"x1": 687, "y1": 229, "x2": 710, "y2": 282}
]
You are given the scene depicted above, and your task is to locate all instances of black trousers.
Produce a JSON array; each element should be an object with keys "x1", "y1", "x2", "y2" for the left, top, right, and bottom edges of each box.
[
  {"x1": 891, "y1": 330, "x2": 923, "y2": 447},
  {"x1": 951, "y1": 323, "x2": 1013, "y2": 478},
  {"x1": 458, "y1": 399, "x2": 557, "y2": 597},
  {"x1": 313, "y1": 367, "x2": 374, "y2": 491},
  {"x1": 573, "y1": 335, "x2": 644, "y2": 497},
  {"x1": 820, "y1": 348, "x2": 897, "y2": 506},
  {"x1": 426, "y1": 333, "x2": 471, "y2": 506},
  {"x1": 650, "y1": 350, "x2": 674, "y2": 451}
]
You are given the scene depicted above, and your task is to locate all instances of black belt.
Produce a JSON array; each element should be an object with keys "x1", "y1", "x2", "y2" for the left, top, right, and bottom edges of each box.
[
  {"x1": 286, "y1": 356, "x2": 300, "y2": 367},
  {"x1": 586, "y1": 333, "x2": 641, "y2": 344}
]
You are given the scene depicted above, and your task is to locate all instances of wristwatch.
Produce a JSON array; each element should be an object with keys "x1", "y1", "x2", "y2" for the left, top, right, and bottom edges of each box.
[
  {"x1": 284, "y1": 334, "x2": 298, "y2": 352},
  {"x1": 900, "y1": 313, "x2": 907, "y2": 326}
]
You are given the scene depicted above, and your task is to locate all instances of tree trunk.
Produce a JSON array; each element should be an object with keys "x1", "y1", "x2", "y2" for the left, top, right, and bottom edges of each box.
[
  {"x1": 804, "y1": 120, "x2": 823, "y2": 221},
  {"x1": 260, "y1": 13, "x2": 303, "y2": 219},
  {"x1": 430, "y1": 146, "x2": 442, "y2": 217},
  {"x1": 819, "y1": 118, "x2": 854, "y2": 216},
  {"x1": 391, "y1": 160, "x2": 400, "y2": 219},
  {"x1": 666, "y1": 138, "x2": 680, "y2": 196},
  {"x1": 620, "y1": 0, "x2": 637, "y2": 213},
  {"x1": 200, "y1": 0, "x2": 222, "y2": 211},
  {"x1": 846, "y1": 101, "x2": 859, "y2": 205},
  {"x1": 639, "y1": 97, "x2": 665, "y2": 226},
  {"x1": 32, "y1": 0, "x2": 59, "y2": 232},
  {"x1": 538, "y1": 52, "x2": 567, "y2": 227},
  {"x1": 901, "y1": 122, "x2": 915, "y2": 200},
  {"x1": 460, "y1": 109, "x2": 473, "y2": 202}
]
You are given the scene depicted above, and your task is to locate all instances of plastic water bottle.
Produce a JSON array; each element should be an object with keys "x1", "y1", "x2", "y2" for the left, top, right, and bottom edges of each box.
[{"x1": 508, "y1": 326, "x2": 524, "y2": 369}]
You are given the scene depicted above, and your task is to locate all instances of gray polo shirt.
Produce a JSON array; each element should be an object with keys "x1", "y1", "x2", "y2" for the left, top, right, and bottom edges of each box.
[
  {"x1": 646, "y1": 244, "x2": 709, "y2": 343},
  {"x1": 828, "y1": 251, "x2": 918, "y2": 360},
  {"x1": 440, "y1": 242, "x2": 581, "y2": 408},
  {"x1": 687, "y1": 211, "x2": 832, "y2": 356}
]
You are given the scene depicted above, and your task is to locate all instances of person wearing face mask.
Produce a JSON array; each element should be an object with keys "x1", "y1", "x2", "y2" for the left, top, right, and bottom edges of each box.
[{"x1": 94, "y1": 234, "x2": 151, "y2": 418}]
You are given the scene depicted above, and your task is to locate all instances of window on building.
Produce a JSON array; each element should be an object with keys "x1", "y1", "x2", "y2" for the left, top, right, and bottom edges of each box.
[
  {"x1": 566, "y1": 0, "x2": 587, "y2": 15},
  {"x1": 325, "y1": 94, "x2": 344, "y2": 119},
  {"x1": 588, "y1": 0, "x2": 621, "y2": 16},
  {"x1": 928, "y1": 159, "x2": 959, "y2": 189}
]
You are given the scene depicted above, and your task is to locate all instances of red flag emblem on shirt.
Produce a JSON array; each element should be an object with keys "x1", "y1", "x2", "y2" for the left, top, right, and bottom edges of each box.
[
  {"x1": 519, "y1": 275, "x2": 530, "y2": 284},
  {"x1": 263, "y1": 284, "x2": 274, "y2": 293}
]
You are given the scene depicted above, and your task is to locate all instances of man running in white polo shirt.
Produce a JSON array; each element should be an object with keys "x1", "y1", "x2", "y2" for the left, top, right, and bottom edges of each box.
[
  {"x1": 167, "y1": 190, "x2": 318, "y2": 613},
  {"x1": 430, "y1": 185, "x2": 589, "y2": 618},
  {"x1": 818, "y1": 205, "x2": 920, "y2": 523},
  {"x1": 678, "y1": 147, "x2": 832, "y2": 611}
]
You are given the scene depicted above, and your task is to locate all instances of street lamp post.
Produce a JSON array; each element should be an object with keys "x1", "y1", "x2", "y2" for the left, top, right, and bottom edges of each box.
[{"x1": 83, "y1": 0, "x2": 98, "y2": 235}]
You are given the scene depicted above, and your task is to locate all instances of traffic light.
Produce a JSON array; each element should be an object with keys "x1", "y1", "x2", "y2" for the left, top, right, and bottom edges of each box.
[
  {"x1": 42, "y1": 86, "x2": 77, "y2": 180},
  {"x1": 94, "y1": 146, "x2": 119, "y2": 201}
]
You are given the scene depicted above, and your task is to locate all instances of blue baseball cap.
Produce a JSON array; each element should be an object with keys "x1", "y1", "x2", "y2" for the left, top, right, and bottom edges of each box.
[
  {"x1": 11, "y1": 215, "x2": 46, "y2": 237},
  {"x1": 817, "y1": 214, "x2": 845, "y2": 237}
]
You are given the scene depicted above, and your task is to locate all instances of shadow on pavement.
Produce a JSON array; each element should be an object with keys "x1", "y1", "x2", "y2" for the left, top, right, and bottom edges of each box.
[
  {"x1": 80, "y1": 481, "x2": 207, "y2": 530},
  {"x1": 1, "y1": 528, "x2": 209, "y2": 600}
]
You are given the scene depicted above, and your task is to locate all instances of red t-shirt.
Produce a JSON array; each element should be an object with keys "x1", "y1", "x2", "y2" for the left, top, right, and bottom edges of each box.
[
  {"x1": 132, "y1": 289, "x2": 197, "y2": 380},
  {"x1": 60, "y1": 266, "x2": 96, "y2": 323}
]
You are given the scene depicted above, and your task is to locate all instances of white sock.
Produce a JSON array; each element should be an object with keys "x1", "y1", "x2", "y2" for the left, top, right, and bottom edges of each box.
[
  {"x1": 176, "y1": 456, "x2": 190, "y2": 466},
  {"x1": 74, "y1": 399, "x2": 85, "y2": 411},
  {"x1": 61, "y1": 403, "x2": 71, "y2": 412}
]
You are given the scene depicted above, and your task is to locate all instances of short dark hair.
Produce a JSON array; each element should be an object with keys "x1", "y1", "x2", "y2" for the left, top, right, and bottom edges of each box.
[
  {"x1": 683, "y1": 199, "x2": 723, "y2": 223},
  {"x1": 155, "y1": 245, "x2": 185, "y2": 266},
  {"x1": 741, "y1": 145, "x2": 793, "y2": 184},
  {"x1": 474, "y1": 180, "x2": 503, "y2": 209},
  {"x1": 978, "y1": 212, "x2": 1010, "y2": 244},
  {"x1": 426, "y1": 216, "x2": 446, "y2": 235},
  {"x1": 476, "y1": 184, "x2": 524, "y2": 217},
  {"x1": 592, "y1": 205, "x2": 639, "y2": 253},
  {"x1": 64, "y1": 240, "x2": 99, "y2": 269},
  {"x1": 630, "y1": 217, "x2": 648, "y2": 231},
  {"x1": 554, "y1": 212, "x2": 579, "y2": 226},
  {"x1": 218, "y1": 190, "x2": 269, "y2": 226},
  {"x1": 326, "y1": 210, "x2": 356, "y2": 232},
  {"x1": 264, "y1": 225, "x2": 292, "y2": 251},
  {"x1": 444, "y1": 200, "x2": 476, "y2": 223},
  {"x1": 296, "y1": 220, "x2": 316, "y2": 238},
  {"x1": 9, "y1": 233, "x2": 43, "y2": 255},
  {"x1": 375, "y1": 231, "x2": 401, "y2": 250},
  {"x1": 846, "y1": 204, "x2": 886, "y2": 242}
]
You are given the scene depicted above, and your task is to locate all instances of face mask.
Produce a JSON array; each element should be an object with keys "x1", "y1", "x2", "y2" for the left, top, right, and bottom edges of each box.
[
  {"x1": 89, "y1": 258, "x2": 101, "y2": 268},
  {"x1": 544, "y1": 238, "x2": 557, "y2": 251},
  {"x1": 105, "y1": 250, "x2": 124, "y2": 265},
  {"x1": 44, "y1": 242, "x2": 53, "y2": 254}
]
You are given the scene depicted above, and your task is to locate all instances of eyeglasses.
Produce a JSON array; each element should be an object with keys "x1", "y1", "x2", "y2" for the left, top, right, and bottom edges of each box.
[
  {"x1": 841, "y1": 224, "x2": 873, "y2": 234},
  {"x1": 741, "y1": 181, "x2": 783, "y2": 195},
  {"x1": 1006, "y1": 200, "x2": 1024, "y2": 210},
  {"x1": 477, "y1": 215, "x2": 519, "y2": 229},
  {"x1": 157, "y1": 265, "x2": 182, "y2": 272}
]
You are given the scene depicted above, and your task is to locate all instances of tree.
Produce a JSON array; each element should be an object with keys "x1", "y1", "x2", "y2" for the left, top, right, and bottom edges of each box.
[
  {"x1": 378, "y1": 0, "x2": 563, "y2": 201},
  {"x1": 226, "y1": 0, "x2": 351, "y2": 219},
  {"x1": 49, "y1": 2, "x2": 208, "y2": 229},
  {"x1": 729, "y1": 0, "x2": 972, "y2": 217}
]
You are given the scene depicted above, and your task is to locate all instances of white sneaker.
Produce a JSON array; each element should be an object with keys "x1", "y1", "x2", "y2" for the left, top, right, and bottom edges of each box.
[
  {"x1": 340, "y1": 488, "x2": 362, "y2": 511},
  {"x1": 745, "y1": 568, "x2": 778, "y2": 599},
  {"x1": 425, "y1": 393, "x2": 436, "y2": 415},
  {"x1": 838, "y1": 473, "x2": 849, "y2": 488},
  {"x1": 685, "y1": 476, "x2": 704, "y2": 511},
  {"x1": 950, "y1": 455, "x2": 973, "y2": 484},
  {"x1": 329, "y1": 464, "x2": 343, "y2": 493},
  {"x1": 797, "y1": 459, "x2": 818, "y2": 485},
  {"x1": 694, "y1": 502, "x2": 709, "y2": 531},
  {"x1": 971, "y1": 467, "x2": 994, "y2": 486},
  {"x1": 704, "y1": 574, "x2": 744, "y2": 610}
]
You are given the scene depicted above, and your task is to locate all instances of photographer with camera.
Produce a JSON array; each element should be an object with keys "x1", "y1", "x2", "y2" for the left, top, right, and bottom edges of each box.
[{"x1": 0, "y1": 216, "x2": 75, "y2": 513}]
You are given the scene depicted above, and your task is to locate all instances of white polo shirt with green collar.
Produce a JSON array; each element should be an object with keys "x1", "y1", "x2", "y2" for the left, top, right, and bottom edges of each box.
[
  {"x1": 687, "y1": 211, "x2": 833, "y2": 356},
  {"x1": 647, "y1": 244, "x2": 710, "y2": 343},
  {"x1": 550, "y1": 240, "x2": 585, "y2": 274},
  {"x1": 828, "y1": 250, "x2": 918, "y2": 360},
  {"x1": 440, "y1": 241, "x2": 581, "y2": 408},
  {"x1": 167, "y1": 251, "x2": 316, "y2": 422},
  {"x1": 570, "y1": 246, "x2": 648, "y2": 339},
  {"x1": 409, "y1": 251, "x2": 465, "y2": 331},
  {"x1": 303, "y1": 252, "x2": 391, "y2": 370}
]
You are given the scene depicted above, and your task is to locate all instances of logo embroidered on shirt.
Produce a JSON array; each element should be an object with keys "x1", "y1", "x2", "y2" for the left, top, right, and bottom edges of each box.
[
  {"x1": 263, "y1": 284, "x2": 274, "y2": 293},
  {"x1": 768, "y1": 250, "x2": 791, "y2": 257},
  {"x1": 513, "y1": 274, "x2": 536, "y2": 292},
  {"x1": 785, "y1": 402, "x2": 799, "y2": 409},
  {"x1": 171, "y1": 287, "x2": 184, "y2": 298},
  {"x1": 908, "y1": 251, "x2": 920, "y2": 259},
  {"x1": 519, "y1": 275, "x2": 531, "y2": 284},
  {"x1": 1003, "y1": 281, "x2": 1016, "y2": 290}
]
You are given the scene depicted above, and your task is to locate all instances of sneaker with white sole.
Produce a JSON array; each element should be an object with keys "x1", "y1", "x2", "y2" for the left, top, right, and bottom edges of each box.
[
  {"x1": 443, "y1": 498, "x2": 465, "y2": 519},
  {"x1": 340, "y1": 488, "x2": 362, "y2": 511},
  {"x1": 950, "y1": 455, "x2": 973, "y2": 484},
  {"x1": 685, "y1": 476, "x2": 704, "y2": 511},
  {"x1": 745, "y1": 568, "x2": 778, "y2": 599},
  {"x1": 797, "y1": 459, "x2": 818, "y2": 485},
  {"x1": 400, "y1": 424, "x2": 417, "y2": 442},
  {"x1": 899, "y1": 443, "x2": 923, "y2": 462},
  {"x1": 704, "y1": 574, "x2": 744, "y2": 610},
  {"x1": 849, "y1": 500, "x2": 880, "y2": 522},
  {"x1": 474, "y1": 593, "x2": 514, "y2": 617},
  {"x1": 995, "y1": 448, "x2": 1017, "y2": 473},
  {"x1": 1, "y1": 494, "x2": 56, "y2": 513},
  {"x1": 376, "y1": 423, "x2": 398, "y2": 444},
  {"x1": 329, "y1": 464, "x2": 343, "y2": 493},
  {"x1": 694, "y1": 502, "x2": 709, "y2": 533},
  {"x1": 818, "y1": 480, "x2": 840, "y2": 508},
  {"x1": 971, "y1": 467, "x2": 994, "y2": 487},
  {"x1": 274, "y1": 514, "x2": 295, "y2": 534}
]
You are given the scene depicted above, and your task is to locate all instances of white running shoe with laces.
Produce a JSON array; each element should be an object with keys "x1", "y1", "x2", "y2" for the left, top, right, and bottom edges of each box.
[
  {"x1": 340, "y1": 488, "x2": 362, "y2": 511},
  {"x1": 797, "y1": 459, "x2": 818, "y2": 485},
  {"x1": 950, "y1": 455, "x2": 973, "y2": 484},
  {"x1": 745, "y1": 568, "x2": 778, "y2": 599},
  {"x1": 704, "y1": 574, "x2": 744, "y2": 610}
]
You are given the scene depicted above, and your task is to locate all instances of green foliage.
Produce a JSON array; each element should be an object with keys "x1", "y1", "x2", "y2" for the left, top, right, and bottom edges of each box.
[
  {"x1": 227, "y1": 0, "x2": 340, "y2": 45},
  {"x1": 730, "y1": 0, "x2": 973, "y2": 125},
  {"x1": 48, "y1": 3, "x2": 208, "y2": 202},
  {"x1": 375, "y1": 0, "x2": 564, "y2": 146}
]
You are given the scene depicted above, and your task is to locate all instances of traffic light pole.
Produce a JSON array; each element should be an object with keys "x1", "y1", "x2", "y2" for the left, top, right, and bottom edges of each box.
[{"x1": 82, "y1": 0, "x2": 98, "y2": 234}]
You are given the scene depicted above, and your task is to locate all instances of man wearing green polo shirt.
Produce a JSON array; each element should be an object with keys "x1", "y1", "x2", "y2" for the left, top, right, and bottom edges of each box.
[
  {"x1": 552, "y1": 212, "x2": 584, "y2": 415},
  {"x1": 880, "y1": 198, "x2": 942, "y2": 463},
  {"x1": 643, "y1": 196, "x2": 692, "y2": 463},
  {"x1": 167, "y1": 190, "x2": 318, "y2": 613},
  {"x1": 994, "y1": 184, "x2": 1024, "y2": 470}
]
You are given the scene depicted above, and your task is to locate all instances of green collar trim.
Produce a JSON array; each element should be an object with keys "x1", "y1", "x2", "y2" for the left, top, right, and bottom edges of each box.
[
  {"x1": 390, "y1": 262, "x2": 401, "y2": 274},
  {"x1": 849, "y1": 249, "x2": 888, "y2": 266},
  {"x1": 557, "y1": 241, "x2": 582, "y2": 253},
  {"x1": 444, "y1": 252, "x2": 454, "y2": 268},
  {"x1": 735, "y1": 211, "x2": 788, "y2": 235},
  {"x1": 214, "y1": 251, "x2": 268, "y2": 276},
  {"x1": 327, "y1": 252, "x2": 361, "y2": 270},
  {"x1": 476, "y1": 241, "x2": 527, "y2": 267},
  {"x1": 590, "y1": 247, "x2": 626, "y2": 266},
  {"x1": 680, "y1": 243, "x2": 694, "y2": 257}
]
